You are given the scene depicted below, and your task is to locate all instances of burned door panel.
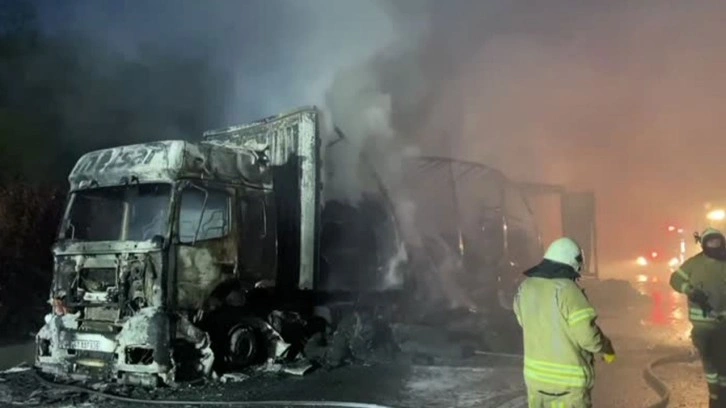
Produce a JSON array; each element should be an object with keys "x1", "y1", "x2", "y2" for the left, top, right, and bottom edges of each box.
[
  {"x1": 175, "y1": 184, "x2": 237, "y2": 310},
  {"x1": 237, "y1": 188, "x2": 277, "y2": 285}
]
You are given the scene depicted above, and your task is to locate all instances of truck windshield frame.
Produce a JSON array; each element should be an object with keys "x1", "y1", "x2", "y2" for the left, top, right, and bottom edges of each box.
[
  {"x1": 177, "y1": 183, "x2": 232, "y2": 245},
  {"x1": 60, "y1": 183, "x2": 173, "y2": 242}
]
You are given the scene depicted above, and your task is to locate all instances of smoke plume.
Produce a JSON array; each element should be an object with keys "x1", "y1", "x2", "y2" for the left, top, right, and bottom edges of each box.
[
  {"x1": 19, "y1": 0, "x2": 726, "y2": 270},
  {"x1": 326, "y1": 0, "x2": 726, "y2": 268}
]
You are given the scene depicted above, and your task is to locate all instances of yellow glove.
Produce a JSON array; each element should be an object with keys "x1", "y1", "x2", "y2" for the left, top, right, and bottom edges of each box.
[{"x1": 603, "y1": 353, "x2": 616, "y2": 364}]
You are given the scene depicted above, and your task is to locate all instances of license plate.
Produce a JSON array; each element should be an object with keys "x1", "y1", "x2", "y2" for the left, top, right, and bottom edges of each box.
[{"x1": 62, "y1": 340, "x2": 101, "y2": 351}]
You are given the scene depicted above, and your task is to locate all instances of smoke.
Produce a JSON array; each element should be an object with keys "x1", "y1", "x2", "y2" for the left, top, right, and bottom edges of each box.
[
  {"x1": 328, "y1": 0, "x2": 726, "y2": 266},
  {"x1": 20, "y1": 0, "x2": 726, "y2": 268}
]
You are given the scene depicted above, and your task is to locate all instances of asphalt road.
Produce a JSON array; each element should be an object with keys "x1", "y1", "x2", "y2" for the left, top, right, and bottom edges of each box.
[
  {"x1": 0, "y1": 281, "x2": 707, "y2": 407},
  {"x1": 588, "y1": 281, "x2": 701, "y2": 408},
  {"x1": 0, "y1": 341, "x2": 34, "y2": 371}
]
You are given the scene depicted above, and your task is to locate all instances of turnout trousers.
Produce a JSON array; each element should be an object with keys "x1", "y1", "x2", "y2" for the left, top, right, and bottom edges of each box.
[
  {"x1": 692, "y1": 322, "x2": 726, "y2": 408},
  {"x1": 526, "y1": 388, "x2": 592, "y2": 408}
]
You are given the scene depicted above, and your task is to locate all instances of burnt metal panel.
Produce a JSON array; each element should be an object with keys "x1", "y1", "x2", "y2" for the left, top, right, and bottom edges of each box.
[
  {"x1": 203, "y1": 107, "x2": 321, "y2": 290},
  {"x1": 515, "y1": 182, "x2": 566, "y2": 196},
  {"x1": 403, "y1": 156, "x2": 508, "y2": 240},
  {"x1": 69, "y1": 141, "x2": 186, "y2": 190},
  {"x1": 561, "y1": 191, "x2": 598, "y2": 278},
  {"x1": 68, "y1": 141, "x2": 267, "y2": 191}
]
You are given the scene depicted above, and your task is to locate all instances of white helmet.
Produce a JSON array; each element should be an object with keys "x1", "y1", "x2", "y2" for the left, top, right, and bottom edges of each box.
[
  {"x1": 701, "y1": 227, "x2": 723, "y2": 240},
  {"x1": 543, "y1": 237, "x2": 584, "y2": 273},
  {"x1": 700, "y1": 227, "x2": 725, "y2": 248}
]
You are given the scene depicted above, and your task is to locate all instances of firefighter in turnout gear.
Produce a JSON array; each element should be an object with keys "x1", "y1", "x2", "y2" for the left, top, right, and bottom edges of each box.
[
  {"x1": 670, "y1": 227, "x2": 726, "y2": 407},
  {"x1": 514, "y1": 237, "x2": 615, "y2": 408}
]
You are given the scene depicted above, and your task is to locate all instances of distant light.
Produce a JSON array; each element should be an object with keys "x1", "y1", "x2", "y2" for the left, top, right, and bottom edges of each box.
[
  {"x1": 707, "y1": 209, "x2": 726, "y2": 221},
  {"x1": 668, "y1": 257, "x2": 680, "y2": 268},
  {"x1": 668, "y1": 226, "x2": 676, "y2": 232},
  {"x1": 636, "y1": 256, "x2": 648, "y2": 266},
  {"x1": 677, "y1": 228, "x2": 684, "y2": 234},
  {"x1": 636, "y1": 274, "x2": 648, "y2": 283},
  {"x1": 651, "y1": 251, "x2": 659, "y2": 259}
]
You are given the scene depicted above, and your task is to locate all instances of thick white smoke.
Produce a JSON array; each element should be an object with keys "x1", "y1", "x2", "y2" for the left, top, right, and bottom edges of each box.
[
  {"x1": 320, "y1": 57, "x2": 419, "y2": 290},
  {"x1": 41, "y1": 0, "x2": 726, "y2": 272},
  {"x1": 316, "y1": 0, "x2": 726, "y2": 267}
]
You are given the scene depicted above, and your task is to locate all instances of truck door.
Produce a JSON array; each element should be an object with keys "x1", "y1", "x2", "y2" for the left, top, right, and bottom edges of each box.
[
  {"x1": 175, "y1": 182, "x2": 237, "y2": 310},
  {"x1": 237, "y1": 188, "x2": 277, "y2": 286}
]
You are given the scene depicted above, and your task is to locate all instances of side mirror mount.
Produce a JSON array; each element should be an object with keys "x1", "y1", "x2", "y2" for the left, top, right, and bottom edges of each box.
[{"x1": 151, "y1": 234, "x2": 165, "y2": 249}]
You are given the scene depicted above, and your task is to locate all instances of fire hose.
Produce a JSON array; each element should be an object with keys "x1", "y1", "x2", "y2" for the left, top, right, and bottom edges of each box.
[
  {"x1": 642, "y1": 350, "x2": 699, "y2": 408},
  {"x1": 475, "y1": 349, "x2": 699, "y2": 408},
  {"x1": 31, "y1": 369, "x2": 395, "y2": 408},
  {"x1": 29, "y1": 349, "x2": 697, "y2": 408}
]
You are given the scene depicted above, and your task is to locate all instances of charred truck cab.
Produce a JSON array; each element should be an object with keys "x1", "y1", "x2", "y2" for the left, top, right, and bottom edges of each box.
[{"x1": 36, "y1": 108, "x2": 333, "y2": 385}]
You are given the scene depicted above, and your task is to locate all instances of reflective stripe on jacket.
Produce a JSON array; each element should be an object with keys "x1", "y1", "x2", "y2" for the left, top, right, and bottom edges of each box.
[
  {"x1": 513, "y1": 277, "x2": 608, "y2": 391},
  {"x1": 670, "y1": 253, "x2": 726, "y2": 324}
]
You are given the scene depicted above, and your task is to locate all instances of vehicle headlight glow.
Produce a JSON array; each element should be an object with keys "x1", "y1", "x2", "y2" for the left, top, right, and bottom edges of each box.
[{"x1": 707, "y1": 209, "x2": 726, "y2": 221}]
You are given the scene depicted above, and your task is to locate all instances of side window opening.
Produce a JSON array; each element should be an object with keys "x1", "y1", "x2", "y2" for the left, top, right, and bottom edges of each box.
[
  {"x1": 240, "y1": 196, "x2": 267, "y2": 239},
  {"x1": 178, "y1": 186, "x2": 231, "y2": 244}
]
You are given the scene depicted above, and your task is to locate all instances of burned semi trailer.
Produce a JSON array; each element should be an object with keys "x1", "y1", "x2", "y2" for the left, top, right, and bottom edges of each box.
[
  {"x1": 35, "y1": 107, "x2": 405, "y2": 385},
  {"x1": 516, "y1": 182, "x2": 599, "y2": 279},
  {"x1": 400, "y1": 157, "x2": 544, "y2": 312}
]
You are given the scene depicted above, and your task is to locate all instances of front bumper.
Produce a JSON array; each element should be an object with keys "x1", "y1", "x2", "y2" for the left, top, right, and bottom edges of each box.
[{"x1": 35, "y1": 308, "x2": 173, "y2": 386}]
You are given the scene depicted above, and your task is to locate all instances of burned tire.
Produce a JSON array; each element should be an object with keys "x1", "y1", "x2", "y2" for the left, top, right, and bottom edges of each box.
[{"x1": 227, "y1": 324, "x2": 260, "y2": 368}]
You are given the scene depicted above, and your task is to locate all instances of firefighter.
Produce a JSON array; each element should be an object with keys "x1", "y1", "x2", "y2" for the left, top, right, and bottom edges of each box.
[
  {"x1": 513, "y1": 237, "x2": 615, "y2": 408},
  {"x1": 670, "y1": 227, "x2": 726, "y2": 407}
]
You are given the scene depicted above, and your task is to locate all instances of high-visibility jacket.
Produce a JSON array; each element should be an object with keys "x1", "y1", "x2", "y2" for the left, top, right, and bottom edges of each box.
[
  {"x1": 670, "y1": 253, "x2": 726, "y2": 324},
  {"x1": 513, "y1": 277, "x2": 610, "y2": 391}
]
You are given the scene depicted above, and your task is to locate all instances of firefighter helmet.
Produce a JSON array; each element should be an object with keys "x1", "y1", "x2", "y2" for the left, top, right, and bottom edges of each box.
[
  {"x1": 701, "y1": 227, "x2": 725, "y2": 249},
  {"x1": 701, "y1": 227, "x2": 723, "y2": 240},
  {"x1": 543, "y1": 237, "x2": 584, "y2": 273}
]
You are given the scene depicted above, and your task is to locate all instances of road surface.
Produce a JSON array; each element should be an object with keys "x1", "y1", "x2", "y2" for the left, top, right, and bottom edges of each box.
[{"x1": 0, "y1": 280, "x2": 707, "y2": 407}]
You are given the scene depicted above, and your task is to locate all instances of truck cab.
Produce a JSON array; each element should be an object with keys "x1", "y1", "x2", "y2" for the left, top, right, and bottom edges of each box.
[{"x1": 36, "y1": 109, "x2": 324, "y2": 385}]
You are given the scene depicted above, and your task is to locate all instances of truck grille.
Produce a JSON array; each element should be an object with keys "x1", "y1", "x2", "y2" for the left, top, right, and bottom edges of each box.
[
  {"x1": 79, "y1": 268, "x2": 116, "y2": 292},
  {"x1": 84, "y1": 306, "x2": 120, "y2": 322}
]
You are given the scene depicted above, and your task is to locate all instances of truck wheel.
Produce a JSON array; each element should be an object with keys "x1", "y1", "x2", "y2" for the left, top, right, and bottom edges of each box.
[{"x1": 226, "y1": 323, "x2": 260, "y2": 368}]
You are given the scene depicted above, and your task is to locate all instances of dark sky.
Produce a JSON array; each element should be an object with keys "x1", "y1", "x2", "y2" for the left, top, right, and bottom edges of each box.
[
  {"x1": 28, "y1": 0, "x2": 726, "y2": 267},
  {"x1": 33, "y1": 0, "x2": 394, "y2": 123}
]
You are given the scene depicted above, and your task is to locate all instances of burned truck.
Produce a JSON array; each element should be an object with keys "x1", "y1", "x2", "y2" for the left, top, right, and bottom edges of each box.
[
  {"x1": 34, "y1": 105, "x2": 592, "y2": 386},
  {"x1": 35, "y1": 107, "x2": 405, "y2": 385},
  {"x1": 400, "y1": 157, "x2": 544, "y2": 314}
]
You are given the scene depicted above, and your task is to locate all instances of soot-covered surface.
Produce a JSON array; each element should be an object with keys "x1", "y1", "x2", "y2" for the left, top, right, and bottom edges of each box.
[
  {"x1": 0, "y1": 279, "x2": 705, "y2": 407},
  {"x1": 0, "y1": 358, "x2": 528, "y2": 408}
]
